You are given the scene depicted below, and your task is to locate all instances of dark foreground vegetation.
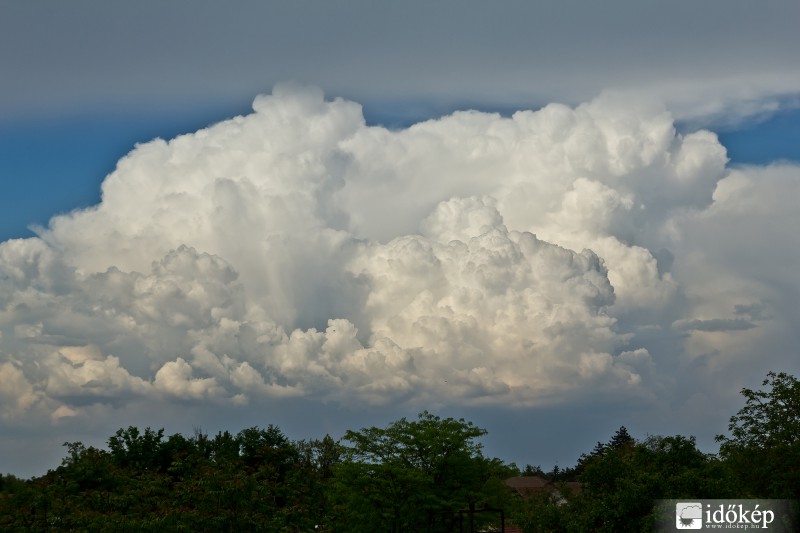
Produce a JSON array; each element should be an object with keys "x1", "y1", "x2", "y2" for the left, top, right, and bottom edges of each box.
[{"x1": 1, "y1": 372, "x2": 798, "y2": 532}]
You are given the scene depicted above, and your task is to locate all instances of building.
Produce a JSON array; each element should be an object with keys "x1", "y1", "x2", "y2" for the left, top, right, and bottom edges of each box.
[{"x1": 505, "y1": 475, "x2": 581, "y2": 505}]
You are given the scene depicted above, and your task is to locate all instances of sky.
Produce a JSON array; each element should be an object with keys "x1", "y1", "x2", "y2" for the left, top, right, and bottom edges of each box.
[{"x1": 1, "y1": 1, "x2": 800, "y2": 478}]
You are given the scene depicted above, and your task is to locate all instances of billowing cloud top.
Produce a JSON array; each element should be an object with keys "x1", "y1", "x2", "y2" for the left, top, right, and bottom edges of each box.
[{"x1": 2, "y1": 86, "x2": 799, "y2": 437}]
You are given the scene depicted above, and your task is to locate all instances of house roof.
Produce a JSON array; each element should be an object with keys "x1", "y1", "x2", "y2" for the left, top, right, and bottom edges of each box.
[
  {"x1": 504, "y1": 475, "x2": 582, "y2": 498},
  {"x1": 505, "y1": 475, "x2": 551, "y2": 491}
]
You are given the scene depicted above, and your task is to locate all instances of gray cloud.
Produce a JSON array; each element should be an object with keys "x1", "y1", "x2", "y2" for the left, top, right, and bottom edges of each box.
[
  {"x1": 2, "y1": 1, "x2": 799, "y2": 123},
  {"x1": 672, "y1": 318, "x2": 757, "y2": 333}
]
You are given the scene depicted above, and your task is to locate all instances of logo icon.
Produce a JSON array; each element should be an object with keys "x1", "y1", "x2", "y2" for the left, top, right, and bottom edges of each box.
[{"x1": 676, "y1": 502, "x2": 703, "y2": 529}]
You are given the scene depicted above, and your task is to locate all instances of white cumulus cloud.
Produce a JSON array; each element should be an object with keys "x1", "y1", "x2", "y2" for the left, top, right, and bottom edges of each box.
[{"x1": 0, "y1": 85, "x2": 798, "y2": 440}]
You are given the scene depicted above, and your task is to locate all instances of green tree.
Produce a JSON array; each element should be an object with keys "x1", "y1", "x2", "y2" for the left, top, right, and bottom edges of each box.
[
  {"x1": 563, "y1": 434, "x2": 735, "y2": 533},
  {"x1": 107, "y1": 426, "x2": 166, "y2": 472},
  {"x1": 716, "y1": 371, "x2": 800, "y2": 498},
  {"x1": 522, "y1": 464, "x2": 544, "y2": 476},
  {"x1": 333, "y1": 411, "x2": 512, "y2": 532},
  {"x1": 571, "y1": 426, "x2": 633, "y2": 478},
  {"x1": 295, "y1": 434, "x2": 344, "y2": 528},
  {"x1": 608, "y1": 426, "x2": 634, "y2": 450},
  {"x1": 509, "y1": 490, "x2": 564, "y2": 533}
]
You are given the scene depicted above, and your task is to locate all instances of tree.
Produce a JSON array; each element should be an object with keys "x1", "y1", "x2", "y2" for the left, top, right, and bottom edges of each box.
[
  {"x1": 565, "y1": 434, "x2": 735, "y2": 532},
  {"x1": 294, "y1": 435, "x2": 345, "y2": 529},
  {"x1": 522, "y1": 464, "x2": 544, "y2": 476},
  {"x1": 716, "y1": 371, "x2": 800, "y2": 498},
  {"x1": 608, "y1": 426, "x2": 634, "y2": 450},
  {"x1": 572, "y1": 426, "x2": 632, "y2": 477},
  {"x1": 716, "y1": 371, "x2": 800, "y2": 450},
  {"x1": 236, "y1": 424, "x2": 296, "y2": 471},
  {"x1": 107, "y1": 426, "x2": 165, "y2": 472},
  {"x1": 333, "y1": 411, "x2": 511, "y2": 532},
  {"x1": 509, "y1": 489, "x2": 565, "y2": 533}
]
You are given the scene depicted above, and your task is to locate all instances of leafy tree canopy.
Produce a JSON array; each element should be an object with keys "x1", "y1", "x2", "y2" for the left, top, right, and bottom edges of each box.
[
  {"x1": 716, "y1": 371, "x2": 800, "y2": 450},
  {"x1": 716, "y1": 371, "x2": 800, "y2": 499},
  {"x1": 335, "y1": 411, "x2": 512, "y2": 532}
]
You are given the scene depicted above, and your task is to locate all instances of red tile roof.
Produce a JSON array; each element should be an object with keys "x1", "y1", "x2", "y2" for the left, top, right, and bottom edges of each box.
[{"x1": 505, "y1": 475, "x2": 582, "y2": 499}]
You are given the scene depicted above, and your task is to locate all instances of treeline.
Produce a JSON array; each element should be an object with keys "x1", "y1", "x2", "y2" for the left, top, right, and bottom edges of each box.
[{"x1": 0, "y1": 372, "x2": 798, "y2": 532}]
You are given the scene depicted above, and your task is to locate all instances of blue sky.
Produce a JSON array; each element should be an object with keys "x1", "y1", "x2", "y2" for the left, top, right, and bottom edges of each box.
[
  {"x1": 2, "y1": 1, "x2": 800, "y2": 478},
  {"x1": 716, "y1": 107, "x2": 800, "y2": 164},
  {"x1": 1, "y1": 107, "x2": 246, "y2": 242}
]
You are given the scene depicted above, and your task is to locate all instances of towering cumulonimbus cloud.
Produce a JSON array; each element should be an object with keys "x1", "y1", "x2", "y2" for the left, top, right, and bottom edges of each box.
[{"x1": 1, "y1": 84, "x2": 798, "y2": 425}]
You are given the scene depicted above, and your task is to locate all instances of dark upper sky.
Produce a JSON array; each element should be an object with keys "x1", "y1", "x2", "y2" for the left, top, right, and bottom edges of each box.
[{"x1": 3, "y1": 0, "x2": 799, "y2": 119}]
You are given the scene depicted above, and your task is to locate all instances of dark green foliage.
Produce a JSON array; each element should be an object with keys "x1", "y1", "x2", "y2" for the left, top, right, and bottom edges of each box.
[
  {"x1": 108, "y1": 426, "x2": 166, "y2": 471},
  {"x1": 571, "y1": 425, "x2": 635, "y2": 479},
  {"x1": 522, "y1": 463, "x2": 544, "y2": 476},
  {"x1": 608, "y1": 425, "x2": 634, "y2": 450},
  {"x1": 0, "y1": 424, "x2": 325, "y2": 531},
  {"x1": 0, "y1": 413, "x2": 515, "y2": 532},
  {"x1": 1, "y1": 375, "x2": 798, "y2": 532},
  {"x1": 716, "y1": 371, "x2": 800, "y2": 499},
  {"x1": 563, "y1": 434, "x2": 737, "y2": 532},
  {"x1": 507, "y1": 427, "x2": 739, "y2": 533},
  {"x1": 509, "y1": 489, "x2": 565, "y2": 533},
  {"x1": 332, "y1": 411, "x2": 517, "y2": 532}
]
